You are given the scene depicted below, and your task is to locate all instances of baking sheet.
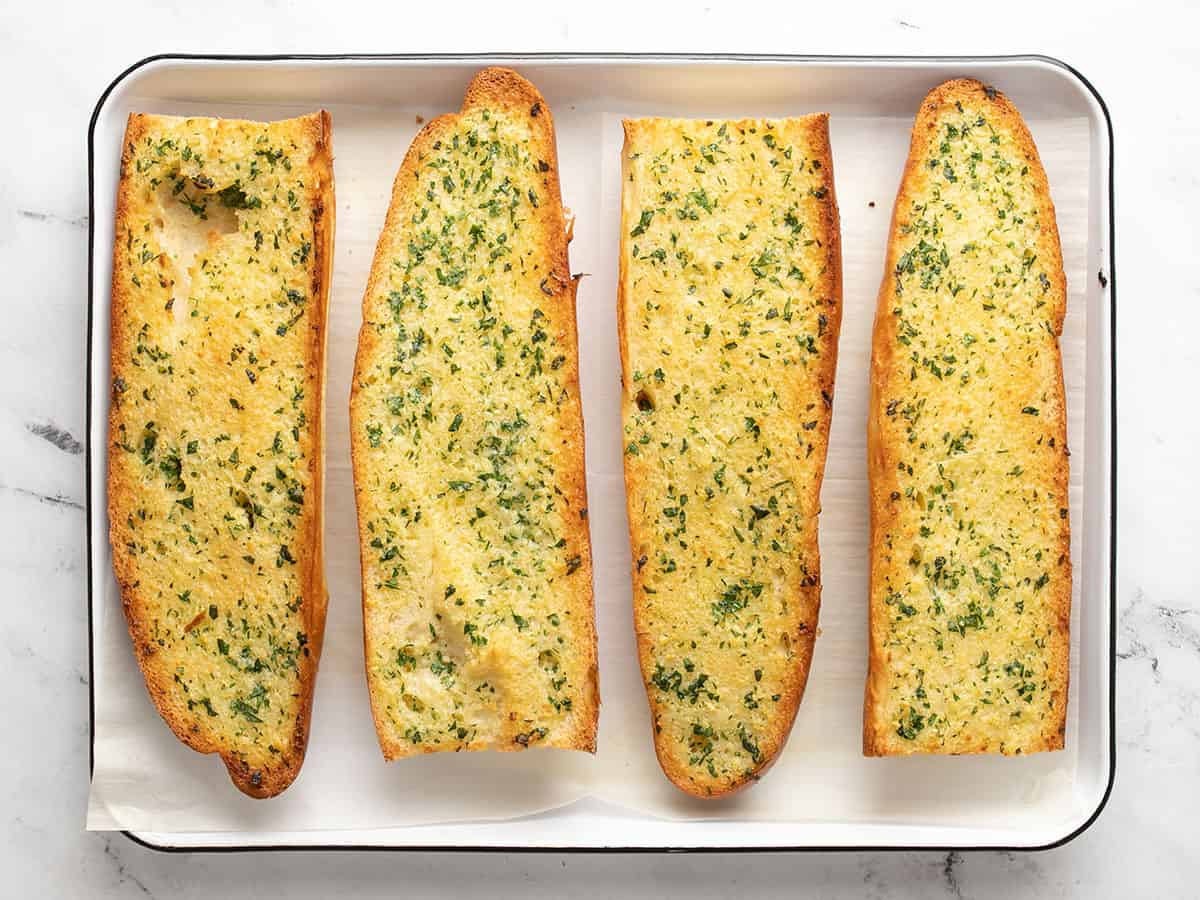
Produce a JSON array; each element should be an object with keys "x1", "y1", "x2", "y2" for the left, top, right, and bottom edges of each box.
[{"x1": 86, "y1": 59, "x2": 1098, "y2": 840}]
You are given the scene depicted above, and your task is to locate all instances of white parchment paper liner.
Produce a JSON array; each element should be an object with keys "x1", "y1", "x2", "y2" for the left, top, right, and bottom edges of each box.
[{"x1": 88, "y1": 95, "x2": 1090, "y2": 834}]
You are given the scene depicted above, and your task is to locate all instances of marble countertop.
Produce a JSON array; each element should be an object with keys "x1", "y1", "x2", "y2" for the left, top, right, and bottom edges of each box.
[{"x1": 3, "y1": 0, "x2": 1197, "y2": 895}]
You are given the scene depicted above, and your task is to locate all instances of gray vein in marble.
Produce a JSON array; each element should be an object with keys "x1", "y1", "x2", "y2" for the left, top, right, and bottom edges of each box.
[
  {"x1": 27, "y1": 420, "x2": 83, "y2": 455},
  {"x1": 5, "y1": 484, "x2": 84, "y2": 510},
  {"x1": 1118, "y1": 588, "x2": 1200, "y2": 676},
  {"x1": 1117, "y1": 587, "x2": 1200, "y2": 750},
  {"x1": 3, "y1": 634, "x2": 90, "y2": 688},
  {"x1": 101, "y1": 836, "x2": 154, "y2": 899},
  {"x1": 859, "y1": 861, "x2": 886, "y2": 900},
  {"x1": 17, "y1": 208, "x2": 89, "y2": 229},
  {"x1": 996, "y1": 848, "x2": 1045, "y2": 879},
  {"x1": 1117, "y1": 589, "x2": 1160, "y2": 679},
  {"x1": 943, "y1": 852, "x2": 965, "y2": 900},
  {"x1": 1151, "y1": 605, "x2": 1200, "y2": 654},
  {"x1": 897, "y1": 18, "x2": 920, "y2": 28}
]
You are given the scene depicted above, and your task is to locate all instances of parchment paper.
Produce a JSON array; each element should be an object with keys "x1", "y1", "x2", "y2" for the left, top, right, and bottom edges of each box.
[{"x1": 87, "y1": 92, "x2": 1091, "y2": 834}]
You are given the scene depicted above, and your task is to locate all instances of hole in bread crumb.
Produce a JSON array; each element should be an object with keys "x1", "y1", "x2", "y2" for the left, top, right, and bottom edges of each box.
[
  {"x1": 635, "y1": 389, "x2": 654, "y2": 412},
  {"x1": 154, "y1": 176, "x2": 240, "y2": 323}
]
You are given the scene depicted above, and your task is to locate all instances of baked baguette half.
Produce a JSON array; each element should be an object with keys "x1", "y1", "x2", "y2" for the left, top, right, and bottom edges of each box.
[
  {"x1": 351, "y1": 68, "x2": 598, "y2": 759},
  {"x1": 620, "y1": 117, "x2": 842, "y2": 796},
  {"x1": 864, "y1": 79, "x2": 1071, "y2": 756},
  {"x1": 107, "y1": 112, "x2": 334, "y2": 797}
]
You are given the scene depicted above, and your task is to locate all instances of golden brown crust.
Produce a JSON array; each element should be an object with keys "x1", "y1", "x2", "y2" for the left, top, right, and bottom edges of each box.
[
  {"x1": 864, "y1": 79, "x2": 1070, "y2": 756},
  {"x1": 619, "y1": 115, "x2": 842, "y2": 796},
  {"x1": 108, "y1": 111, "x2": 334, "y2": 797},
  {"x1": 350, "y1": 68, "x2": 598, "y2": 758}
]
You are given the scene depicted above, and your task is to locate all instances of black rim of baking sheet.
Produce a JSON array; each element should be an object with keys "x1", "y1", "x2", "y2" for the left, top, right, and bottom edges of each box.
[{"x1": 86, "y1": 51, "x2": 1117, "y2": 855}]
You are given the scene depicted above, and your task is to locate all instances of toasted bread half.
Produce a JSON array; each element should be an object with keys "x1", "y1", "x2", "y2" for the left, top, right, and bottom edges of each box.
[
  {"x1": 864, "y1": 79, "x2": 1071, "y2": 756},
  {"x1": 619, "y1": 116, "x2": 842, "y2": 796},
  {"x1": 351, "y1": 68, "x2": 598, "y2": 759},
  {"x1": 107, "y1": 111, "x2": 334, "y2": 797}
]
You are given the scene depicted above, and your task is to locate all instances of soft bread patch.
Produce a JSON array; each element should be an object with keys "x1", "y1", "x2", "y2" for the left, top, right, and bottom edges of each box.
[
  {"x1": 619, "y1": 116, "x2": 842, "y2": 796},
  {"x1": 864, "y1": 79, "x2": 1071, "y2": 756},
  {"x1": 351, "y1": 68, "x2": 598, "y2": 759},
  {"x1": 107, "y1": 111, "x2": 334, "y2": 797}
]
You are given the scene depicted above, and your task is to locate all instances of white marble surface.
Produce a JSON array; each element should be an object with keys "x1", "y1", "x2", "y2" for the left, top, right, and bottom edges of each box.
[{"x1": 1, "y1": 0, "x2": 1196, "y2": 895}]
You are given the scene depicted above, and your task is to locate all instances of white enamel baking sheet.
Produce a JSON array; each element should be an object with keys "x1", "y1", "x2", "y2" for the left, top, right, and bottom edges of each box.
[{"x1": 85, "y1": 55, "x2": 1114, "y2": 850}]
